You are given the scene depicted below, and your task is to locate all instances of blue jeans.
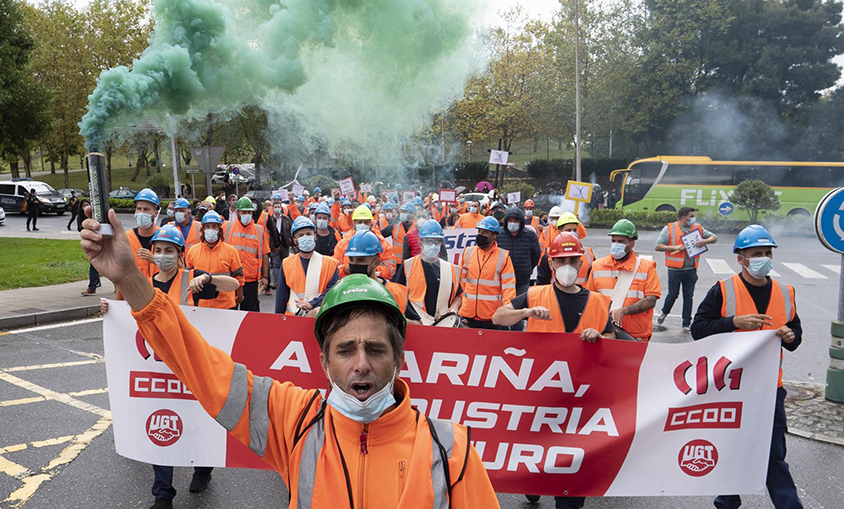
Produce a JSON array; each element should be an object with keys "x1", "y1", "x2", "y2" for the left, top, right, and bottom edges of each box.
[
  {"x1": 87, "y1": 264, "x2": 100, "y2": 292},
  {"x1": 152, "y1": 465, "x2": 213, "y2": 500},
  {"x1": 661, "y1": 269, "x2": 698, "y2": 327},
  {"x1": 555, "y1": 496, "x2": 586, "y2": 508},
  {"x1": 714, "y1": 387, "x2": 802, "y2": 509}
]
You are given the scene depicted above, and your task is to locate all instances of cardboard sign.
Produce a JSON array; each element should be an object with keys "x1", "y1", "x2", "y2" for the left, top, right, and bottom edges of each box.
[
  {"x1": 565, "y1": 181, "x2": 594, "y2": 203},
  {"x1": 507, "y1": 191, "x2": 521, "y2": 204},
  {"x1": 402, "y1": 191, "x2": 416, "y2": 203},
  {"x1": 439, "y1": 189, "x2": 457, "y2": 204},
  {"x1": 360, "y1": 184, "x2": 372, "y2": 193},
  {"x1": 277, "y1": 189, "x2": 289, "y2": 202},
  {"x1": 489, "y1": 150, "x2": 509, "y2": 165},
  {"x1": 292, "y1": 184, "x2": 305, "y2": 198},
  {"x1": 339, "y1": 177, "x2": 356, "y2": 197}
]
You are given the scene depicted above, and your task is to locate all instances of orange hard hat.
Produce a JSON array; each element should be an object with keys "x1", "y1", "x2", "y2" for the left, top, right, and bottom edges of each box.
[
  {"x1": 524, "y1": 199, "x2": 535, "y2": 207},
  {"x1": 548, "y1": 232, "x2": 585, "y2": 258}
]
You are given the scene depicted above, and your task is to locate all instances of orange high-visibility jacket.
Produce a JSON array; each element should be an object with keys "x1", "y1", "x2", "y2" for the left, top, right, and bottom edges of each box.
[
  {"x1": 525, "y1": 285, "x2": 610, "y2": 333},
  {"x1": 455, "y1": 212, "x2": 483, "y2": 230},
  {"x1": 176, "y1": 220, "x2": 203, "y2": 250},
  {"x1": 458, "y1": 244, "x2": 516, "y2": 321},
  {"x1": 333, "y1": 231, "x2": 396, "y2": 280},
  {"x1": 127, "y1": 227, "x2": 160, "y2": 278},
  {"x1": 224, "y1": 220, "x2": 270, "y2": 282},
  {"x1": 148, "y1": 269, "x2": 198, "y2": 306},
  {"x1": 391, "y1": 220, "x2": 415, "y2": 264},
  {"x1": 131, "y1": 292, "x2": 499, "y2": 508},
  {"x1": 577, "y1": 247, "x2": 596, "y2": 285},
  {"x1": 403, "y1": 256, "x2": 460, "y2": 322},
  {"x1": 719, "y1": 274, "x2": 795, "y2": 387},
  {"x1": 384, "y1": 280, "x2": 409, "y2": 315},
  {"x1": 258, "y1": 211, "x2": 271, "y2": 231},
  {"x1": 525, "y1": 215, "x2": 543, "y2": 235},
  {"x1": 586, "y1": 252, "x2": 661, "y2": 341},
  {"x1": 281, "y1": 253, "x2": 339, "y2": 315},
  {"x1": 665, "y1": 222, "x2": 704, "y2": 269},
  {"x1": 185, "y1": 241, "x2": 243, "y2": 309}
]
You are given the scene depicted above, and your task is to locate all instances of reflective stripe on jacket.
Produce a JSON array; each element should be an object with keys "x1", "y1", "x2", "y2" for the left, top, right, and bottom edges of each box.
[
  {"x1": 391, "y1": 221, "x2": 414, "y2": 264},
  {"x1": 458, "y1": 245, "x2": 516, "y2": 321},
  {"x1": 525, "y1": 285, "x2": 610, "y2": 333},
  {"x1": 185, "y1": 241, "x2": 243, "y2": 309},
  {"x1": 719, "y1": 274, "x2": 795, "y2": 387},
  {"x1": 225, "y1": 220, "x2": 269, "y2": 282},
  {"x1": 180, "y1": 220, "x2": 203, "y2": 250},
  {"x1": 149, "y1": 269, "x2": 194, "y2": 306},
  {"x1": 127, "y1": 227, "x2": 159, "y2": 277},
  {"x1": 334, "y1": 231, "x2": 396, "y2": 280},
  {"x1": 131, "y1": 292, "x2": 499, "y2": 509},
  {"x1": 665, "y1": 222, "x2": 703, "y2": 269},
  {"x1": 281, "y1": 253, "x2": 338, "y2": 315},
  {"x1": 404, "y1": 256, "x2": 460, "y2": 320}
]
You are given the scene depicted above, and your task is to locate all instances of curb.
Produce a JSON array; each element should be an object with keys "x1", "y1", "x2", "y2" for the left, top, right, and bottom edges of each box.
[
  {"x1": 783, "y1": 380, "x2": 844, "y2": 448},
  {"x1": 0, "y1": 305, "x2": 101, "y2": 331}
]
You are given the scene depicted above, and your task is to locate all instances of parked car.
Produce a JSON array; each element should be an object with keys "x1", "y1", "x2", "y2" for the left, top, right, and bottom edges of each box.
[
  {"x1": 245, "y1": 190, "x2": 273, "y2": 203},
  {"x1": 58, "y1": 188, "x2": 89, "y2": 200},
  {"x1": 462, "y1": 192, "x2": 491, "y2": 206},
  {"x1": 211, "y1": 167, "x2": 248, "y2": 185},
  {"x1": 0, "y1": 205, "x2": 5, "y2": 225},
  {"x1": 0, "y1": 179, "x2": 67, "y2": 215},
  {"x1": 530, "y1": 194, "x2": 565, "y2": 213},
  {"x1": 109, "y1": 188, "x2": 139, "y2": 200}
]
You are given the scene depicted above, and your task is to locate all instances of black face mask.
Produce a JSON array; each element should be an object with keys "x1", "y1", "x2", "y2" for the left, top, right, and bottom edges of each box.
[
  {"x1": 476, "y1": 235, "x2": 492, "y2": 248},
  {"x1": 349, "y1": 263, "x2": 369, "y2": 275}
]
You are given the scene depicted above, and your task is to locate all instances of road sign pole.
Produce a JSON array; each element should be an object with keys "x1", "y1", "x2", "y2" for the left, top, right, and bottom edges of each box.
[
  {"x1": 816, "y1": 187, "x2": 844, "y2": 402},
  {"x1": 170, "y1": 135, "x2": 180, "y2": 198}
]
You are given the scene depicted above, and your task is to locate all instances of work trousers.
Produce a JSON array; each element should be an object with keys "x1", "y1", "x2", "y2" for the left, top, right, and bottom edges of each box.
[
  {"x1": 661, "y1": 268, "x2": 698, "y2": 327},
  {"x1": 152, "y1": 465, "x2": 213, "y2": 500},
  {"x1": 555, "y1": 496, "x2": 586, "y2": 509},
  {"x1": 268, "y1": 251, "x2": 282, "y2": 288},
  {"x1": 87, "y1": 264, "x2": 100, "y2": 292},
  {"x1": 714, "y1": 387, "x2": 802, "y2": 509},
  {"x1": 239, "y1": 280, "x2": 260, "y2": 312},
  {"x1": 26, "y1": 207, "x2": 38, "y2": 229}
]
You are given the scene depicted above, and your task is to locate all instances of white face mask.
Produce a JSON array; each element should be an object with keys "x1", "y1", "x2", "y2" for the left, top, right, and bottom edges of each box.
[
  {"x1": 297, "y1": 235, "x2": 316, "y2": 253},
  {"x1": 610, "y1": 242, "x2": 628, "y2": 260},
  {"x1": 239, "y1": 214, "x2": 253, "y2": 227},
  {"x1": 273, "y1": 206, "x2": 282, "y2": 215},
  {"x1": 469, "y1": 206, "x2": 479, "y2": 213},
  {"x1": 316, "y1": 219, "x2": 329, "y2": 230},
  {"x1": 688, "y1": 216, "x2": 697, "y2": 225},
  {"x1": 175, "y1": 212, "x2": 187, "y2": 223},
  {"x1": 154, "y1": 253, "x2": 178, "y2": 272},
  {"x1": 135, "y1": 212, "x2": 153, "y2": 229},
  {"x1": 745, "y1": 256, "x2": 773, "y2": 279},
  {"x1": 399, "y1": 213, "x2": 409, "y2": 223},
  {"x1": 525, "y1": 210, "x2": 534, "y2": 217},
  {"x1": 326, "y1": 372, "x2": 397, "y2": 423},
  {"x1": 166, "y1": 209, "x2": 175, "y2": 217},
  {"x1": 507, "y1": 222, "x2": 519, "y2": 233},
  {"x1": 421, "y1": 244, "x2": 440, "y2": 261},
  {"x1": 554, "y1": 264, "x2": 579, "y2": 287},
  {"x1": 385, "y1": 212, "x2": 394, "y2": 220},
  {"x1": 355, "y1": 224, "x2": 370, "y2": 233},
  {"x1": 204, "y1": 229, "x2": 219, "y2": 243}
]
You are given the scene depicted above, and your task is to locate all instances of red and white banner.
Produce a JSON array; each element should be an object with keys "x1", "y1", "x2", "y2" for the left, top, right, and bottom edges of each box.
[
  {"x1": 444, "y1": 227, "x2": 477, "y2": 265},
  {"x1": 104, "y1": 302, "x2": 780, "y2": 496}
]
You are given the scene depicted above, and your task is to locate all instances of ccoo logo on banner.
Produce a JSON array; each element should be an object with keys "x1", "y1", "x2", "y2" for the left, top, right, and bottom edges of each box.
[{"x1": 103, "y1": 301, "x2": 780, "y2": 497}]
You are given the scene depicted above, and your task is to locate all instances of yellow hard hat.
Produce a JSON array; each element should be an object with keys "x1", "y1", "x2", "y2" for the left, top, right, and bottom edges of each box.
[
  {"x1": 352, "y1": 205, "x2": 374, "y2": 221},
  {"x1": 556, "y1": 212, "x2": 580, "y2": 228},
  {"x1": 205, "y1": 195, "x2": 216, "y2": 206}
]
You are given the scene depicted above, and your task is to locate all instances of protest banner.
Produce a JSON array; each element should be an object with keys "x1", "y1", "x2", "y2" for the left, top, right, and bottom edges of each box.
[
  {"x1": 439, "y1": 189, "x2": 457, "y2": 204},
  {"x1": 507, "y1": 191, "x2": 521, "y2": 204},
  {"x1": 104, "y1": 302, "x2": 779, "y2": 497},
  {"x1": 402, "y1": 191, "x2": 416, "y2": 203},
  {"x1": 444, "y1": 227, "x2": 477, "y2": 264},
  {"x1": 276, "y1": 189, "x2": 289, "y2": 202},
  {"x1": 292, "y1": 184, "x2": 305, "y2": 197},
  {"x1": 360, "y1": 183, "x2": 372, "y2": 193},
  {"x1": 338, "y1": 177, "x2": 355, "y2": 197}
]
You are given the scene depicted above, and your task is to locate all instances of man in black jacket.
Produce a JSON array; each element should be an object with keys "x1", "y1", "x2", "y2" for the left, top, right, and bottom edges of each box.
[{"x1": 498, "y1": 208, "x2": 540, "y2": 330}]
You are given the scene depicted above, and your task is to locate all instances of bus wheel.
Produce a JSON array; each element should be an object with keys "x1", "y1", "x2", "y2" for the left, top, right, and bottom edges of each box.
[
  {"x1": 656, "y1": 205, "x2": 676, "y2": 212},
  {"x1": 787, "y1": 208, "x2": 810, "y2": 217}
]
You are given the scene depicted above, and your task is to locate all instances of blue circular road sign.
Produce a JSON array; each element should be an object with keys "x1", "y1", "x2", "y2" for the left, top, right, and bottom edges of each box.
[
  {"x1": 815, "y1": 187, "x2": 844, "y2": 254},
  {"x1": 718, "y1": 201, "x2": 734, "y2": 217}
]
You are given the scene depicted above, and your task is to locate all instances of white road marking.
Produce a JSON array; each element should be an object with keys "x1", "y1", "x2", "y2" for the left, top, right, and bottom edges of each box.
[
  {"x1": 705, "y1": 258, "x2": 735, "y2": 275},
  {"x1": 823, "y1": 264, "x2": 841, "y2": 274},
  {"x1": 2, "y1": 359, "x2": 101, "y2": 373},
  {"x1": 0, "y1": 372, "x2": 108, "y2": 417},
  {"x1": 5, "y1": 317, "x2": 101, "y2": 335},
  {"x1": 769, "y1": 269, "x2": 782, "y2": 277},
  {"x1": 782, "y1": 263, "x2": 827, "y2": 279}
]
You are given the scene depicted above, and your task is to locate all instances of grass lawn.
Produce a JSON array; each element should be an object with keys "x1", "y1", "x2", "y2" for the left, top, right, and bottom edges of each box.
[{"x1": 0, "y1": 238, "x2": 90, "y2": 290}]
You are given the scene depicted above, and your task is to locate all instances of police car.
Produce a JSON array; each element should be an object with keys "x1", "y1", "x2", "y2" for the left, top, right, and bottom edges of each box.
[
  {"x1": 0, "y1": 205, "x2": 5, "y2": 225},
  {"x1": 0, "y1": 179, "x2": 67, "y2": 215}
]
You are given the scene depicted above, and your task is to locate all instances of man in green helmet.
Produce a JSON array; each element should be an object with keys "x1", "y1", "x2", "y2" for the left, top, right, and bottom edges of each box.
[
  {"x1": 586, "y1": 219, "x2": 661, "y2": 341},
  {"x1": 80, "y1": 210, "x2": 498, "y2": 507},
  {"x1": 224, "y1": 196, "x2": 270, "y2": 311}
]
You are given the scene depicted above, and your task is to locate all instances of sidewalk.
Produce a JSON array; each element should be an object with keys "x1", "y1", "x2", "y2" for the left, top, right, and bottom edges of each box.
[{"x1": 0, "y1": 279, "x2": 115, "y2": 330}]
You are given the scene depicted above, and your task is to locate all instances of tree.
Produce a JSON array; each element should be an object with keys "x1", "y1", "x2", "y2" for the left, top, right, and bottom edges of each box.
[
  {"x1": 732, "y1": 178, "x2": 780, "y2": 223},
  {"x1": 0, "y1": 0, "x2": 52, "y2": 177}
]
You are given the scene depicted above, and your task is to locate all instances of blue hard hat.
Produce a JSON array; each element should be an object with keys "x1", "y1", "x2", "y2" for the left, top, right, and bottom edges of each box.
[
  {"x1": 477, "y1": 216, "x2": 501, "y2": 234},
  {"x1": 291, "y1": 216, "x2": 316, "y2": 235},
  {"x1": 134, "y1": 188, "x2": 160, "y2": 207},
  {"x1": 174, "y1": 198, "x2": 191, "y2": 210},
  {"x1": 308, "y1": 202, "x2": 318, "y2": 211},
  {"x1": 346, "y1": 230, "x2": 383, "y2": 257},
  {"x1": 413, "y1": 197, "x2": 422, "y2": 206},
  {"x1": 382, "y1": 202, "x2": 394, "y2": 211},
  {"x1": 151, "y1": 225, "x2": 185, "y2": 249},
  {"x1": 400, "y1": 202, "x2": 415, "y2": 213},
  {"x1": 395, "y1": 183, "x2": 403, "y2": 190},
  {"x1": 733, "y1": 224, "x2": 778, "y2": 253},
  {"x1": 295, "y1": 195, "x2": 305, "y2": 202},
  {"x1": 201, "y1": 210, "x2": 223, "y2": 225},
  {"x1": 272, "y1": 192, "x2": 283, "y2": 200},
  {"x1": 418, "y1": 220, "x2": 444, "y2": 239},
  {"x1": 315, "y1": 203, "x2": 331, "y2": 216},
  {"x1": 327, "y1": 198, "x2": 335, "y2": 205},
  {"x1": 314, "y1": 187, "x2": 321, "y2": 193},
  {"x1": 341, "y1": 199, "x2": 352, "y2": 207}
]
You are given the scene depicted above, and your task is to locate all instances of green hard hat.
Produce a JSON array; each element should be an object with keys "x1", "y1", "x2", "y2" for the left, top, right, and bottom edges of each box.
[
  {"x1": 608, "y1": 219, "x2": 638, "y2": 239},
  {"x1": 314, "y1": 274, "x2": 406, "y2": 347},
  {"x1": 236, "y1": 196, "x2": 255, "y2": 211}
]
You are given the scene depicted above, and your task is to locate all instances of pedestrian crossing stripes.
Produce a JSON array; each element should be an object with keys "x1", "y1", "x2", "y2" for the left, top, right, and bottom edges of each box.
[
  {"x1": 823, "y1": 264, "x2": 841, "y2": 275},
  {"x1": 693, "y1": 258, "x2": 836, "y2": 280},
  {"x1": 781, "y1": 263, "x2": 827, "y2": 279},
  {"x1": 705, "y1": 258, "x2": 735, "y2": 275}
]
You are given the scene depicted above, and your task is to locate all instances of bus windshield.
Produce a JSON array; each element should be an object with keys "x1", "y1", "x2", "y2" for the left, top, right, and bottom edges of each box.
[{"x1": 623, "y1": 162, "x2": 662, "y2": 206}]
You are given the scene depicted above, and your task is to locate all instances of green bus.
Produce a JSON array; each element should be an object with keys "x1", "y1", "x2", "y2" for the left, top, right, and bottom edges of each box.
[{"x1": 609, "y1": 156, "x2": 844, "y2": 220}]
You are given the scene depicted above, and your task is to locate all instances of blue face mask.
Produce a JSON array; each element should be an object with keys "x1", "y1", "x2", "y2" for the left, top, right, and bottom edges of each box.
[
  {"x1": 688, "y1": 216, "x2": 697, "y2": 225},
  {"x1": 507, "y1": 222, "x2": 519, "y2": 233},
  {"x1": 746, "y1": 256, "x2": 773, "y2": 279},
  {"x1": 610, "y1": 242, "x2": 628, "y2": 259},
  {"x1": 326, "y1": 372, "x2": 396, "y2": 423},
  {"x1": 175, "y1": 212, "x2": 187, "y2": 223},
  {"x1": 316, "y1": 219, "x2": 329, "y2": 230},
  {"x1": 135, "y1": 212, "x2": 153, "y2": 229},
  {"x1": 297, "y1": 235, "x2": 316, "y2": 253},
  {"x1": 204, "y1": 229, "x2": 219, "y2": 243}
]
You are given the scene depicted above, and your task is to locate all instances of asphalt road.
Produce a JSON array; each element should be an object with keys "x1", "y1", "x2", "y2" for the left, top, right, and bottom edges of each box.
[{"x1": 1, "y1": 319, "x2": 843, "y2": 509}]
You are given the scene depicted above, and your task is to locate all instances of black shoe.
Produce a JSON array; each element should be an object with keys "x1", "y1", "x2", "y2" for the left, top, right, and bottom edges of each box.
[
  {"x1": 149, "y1": 499, "x2": 173, "y2": 509},
  {"x1": 32, "y1": 227, "x2": 39, "y2": 231},
  {"x1": 525, "y1": 495, "x2": 541, "y2": 503},
  {"x1": 27, "y1": 228, "x2": 30, "y2": 232},
  {"x1": 189, "y1": 472, "x2": 211, "y2": 492}
]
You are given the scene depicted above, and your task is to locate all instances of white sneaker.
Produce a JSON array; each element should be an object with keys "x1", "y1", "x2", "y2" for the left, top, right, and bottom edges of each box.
[
  {"x1": 657, "y1": 313, "x2": 667, "y2": 324},
  {"x1": 682, "y1": 326, "x2": 691, "y2": 333}
]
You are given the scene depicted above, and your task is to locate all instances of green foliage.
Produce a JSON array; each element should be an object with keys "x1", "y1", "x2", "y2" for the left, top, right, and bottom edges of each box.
[
  {"x1": 525, "y1": 158, "x2": 629, "y2": 181},
  {"x1": 526, "y1": 159, "x2": 571, "y2": 179},
  {"x1": 145, "y1": 173, "x2": 172, "y2": 197},
  {"x1": 0, "y1": 238, "x2": 90, "y2": 290},
  {"x1": 501, "y1": 182, "x2": 537, "y2": 201},
  {"x1": 588, "y1": 208, "x2": 676, "y2": 228},
  {"x1": 731, "y1": 178, "x2": 781, "y2": 223},
  {"x1": 453, "y1": 161, "x2": 489, "y2": 182},
  {"x1": 109, "y1": 198, "x2": 172, "y2": 210}
]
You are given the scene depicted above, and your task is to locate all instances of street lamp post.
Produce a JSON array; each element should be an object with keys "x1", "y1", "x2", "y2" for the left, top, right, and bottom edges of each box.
[
  {"x1": 465, "y1": 140, "x2": 472, "y2": 162},
  {"x1": 574, "y1": 0, "x2": 581, "y2": 182}
]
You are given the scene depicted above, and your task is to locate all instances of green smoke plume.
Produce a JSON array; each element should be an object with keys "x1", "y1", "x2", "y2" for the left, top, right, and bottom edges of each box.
[{"x1": 80, "y1": 0, "x2": 485, "y2": 165}]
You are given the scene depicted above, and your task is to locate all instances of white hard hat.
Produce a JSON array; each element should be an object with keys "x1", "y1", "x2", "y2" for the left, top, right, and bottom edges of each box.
[{"x1": 549, "y1": 206, "x2": 563, "y2": 218}]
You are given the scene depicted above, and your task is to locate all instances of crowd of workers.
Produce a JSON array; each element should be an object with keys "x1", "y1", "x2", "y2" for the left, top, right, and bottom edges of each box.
[{"x1": 80, "y1": 182, "x2": 803, "y2": 509}]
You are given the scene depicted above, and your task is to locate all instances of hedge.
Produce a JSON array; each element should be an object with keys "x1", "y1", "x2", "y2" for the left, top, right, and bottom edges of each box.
[
  {"x1": 587, "y1": 209, "x2": 676, "y2": 228},
  {"x1": 453, "y1": 161, "x2": 490, "y2": 182},
  {"x1": 109, "y1": 198, "x2": 172, "y2": 210},
  {"x1": 525, "y1": 158, "x2": 630, "y2": 180},
  {"x1": 589, "y1": 208, "x2": 815, "y2": 235}
]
